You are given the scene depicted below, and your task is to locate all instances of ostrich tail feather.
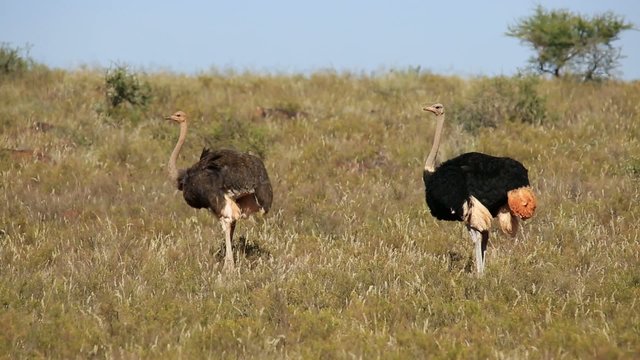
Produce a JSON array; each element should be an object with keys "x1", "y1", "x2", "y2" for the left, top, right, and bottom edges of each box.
[
  {"x1": 508, "y1": 186, "x2": 537, "y2": 220},
  {"x1": 497, "y1": 205, "x2": 519, "y2": 236},
  {"x1": 463, "y1": 196, "x2": 492, "y2": 232}
]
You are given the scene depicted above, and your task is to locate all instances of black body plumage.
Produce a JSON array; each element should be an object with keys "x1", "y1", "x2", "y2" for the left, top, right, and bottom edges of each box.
[
  {"x1": 177, "y1": 148, "x2": 273, "y2": 216},
  {"x1": 424, "y1": 152, "x2": 530, "y2": 221}
]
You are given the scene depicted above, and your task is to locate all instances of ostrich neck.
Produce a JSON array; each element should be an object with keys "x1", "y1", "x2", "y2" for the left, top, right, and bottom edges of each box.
[
  {"x1": 424, "y1": 114, "x2": 445, "y2": 174},
  {"x1": 168, "y1": 121, "x2": 188, "y2": 183}
]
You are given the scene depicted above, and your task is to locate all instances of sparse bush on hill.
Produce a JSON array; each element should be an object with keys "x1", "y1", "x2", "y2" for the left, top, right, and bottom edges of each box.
[
  {"x1": 99, "y1": 64, "x2": 153, "y2": 127},
  {"x1": 453, "y1": 76, "x2": 547, "y2": 132},
  {"x1": 103, "y1": 64, "x2": 152, "y2": 111},
  {"x1": 0, "y1": 43, "x2": 33, "y2": 77},
  {"x1": 626, "y1": 158, "x2": 640, "y2": 179},
  {"x1": 205, "y1": 114, "x2": 270, "y2": 158}
]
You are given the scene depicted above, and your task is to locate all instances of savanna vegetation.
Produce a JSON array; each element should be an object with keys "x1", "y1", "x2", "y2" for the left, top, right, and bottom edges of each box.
[
  {"x1": 1, "y1": 50, "x2": 639, "y2": 358},
  {"x1": 507, "y1": 6, "x2": 633, "y2": 81}
]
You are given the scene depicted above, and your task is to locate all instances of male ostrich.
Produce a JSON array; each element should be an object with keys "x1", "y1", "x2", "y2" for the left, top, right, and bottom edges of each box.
[
  {"x1": 165, "y1": 111, "x2": 273, "y2": 271},
  {"x1": 421, "y1": 103, "x2": 536, "y2": 275}
]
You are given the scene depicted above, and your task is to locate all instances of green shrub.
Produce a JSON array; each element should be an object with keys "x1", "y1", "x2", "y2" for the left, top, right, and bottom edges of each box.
[
  {"x1": 0, "y1": 43, "x2": 31, "y2": 77},
  {"x1": 453, "y1": 75, "x2": 547, "y2": 132},
  {"x1": 104, "y1": 64, "x2": 152, "y2": 110},
  {"x1": 626, "y1": 158, "x2": 640, "y2": 179},
  {"x1": 513, "y1": 75, "x2": 548, "y2": 124},
  {"x1": 205, "y1": 115, "x2": 269, "y2": 158}
]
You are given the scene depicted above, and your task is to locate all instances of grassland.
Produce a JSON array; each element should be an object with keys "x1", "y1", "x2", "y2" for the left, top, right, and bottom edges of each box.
[{"x1": 1, "y1": 66, "x2": 639, "y2": 359}]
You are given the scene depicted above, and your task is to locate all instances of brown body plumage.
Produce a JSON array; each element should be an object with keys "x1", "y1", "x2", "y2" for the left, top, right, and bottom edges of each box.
[{"x1": 165, "y1": 111, "x2": 273, "y2": 272}]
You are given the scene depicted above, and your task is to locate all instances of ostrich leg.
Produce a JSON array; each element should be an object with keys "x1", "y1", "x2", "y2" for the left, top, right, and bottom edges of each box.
[
  {"x1": 221, "y1": 218, "x2": 236, "y2": 271},
  {"x1": 468, "y1": 227, "x2": 487, "y2": 275},
  {"x1": 481, "y1": 231, "x2": 489, "y2": 271}
]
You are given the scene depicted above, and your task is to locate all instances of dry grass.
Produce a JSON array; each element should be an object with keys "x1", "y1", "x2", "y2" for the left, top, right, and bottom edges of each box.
[{"x1": 1, "y1": 68, "x2": 639, "y2": 358}]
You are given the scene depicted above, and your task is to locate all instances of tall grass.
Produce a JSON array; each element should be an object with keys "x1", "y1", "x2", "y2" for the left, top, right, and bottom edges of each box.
[{"x1": 1, "y1": 67, "x2": 639, "y2": 358}]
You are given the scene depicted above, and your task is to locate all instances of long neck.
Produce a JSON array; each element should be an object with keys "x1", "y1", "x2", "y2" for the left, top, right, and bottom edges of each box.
[
  {"x1": 424, "y1": 113, "x2": 445, "y2": 174},
  {"x1": 168, "y1": 121, "x2": 188, "y2": 183}
]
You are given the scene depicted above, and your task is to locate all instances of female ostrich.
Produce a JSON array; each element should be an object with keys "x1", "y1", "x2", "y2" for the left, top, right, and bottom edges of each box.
[
  {"x1": 165, "y1": 111, "x2": 273, "y2": 272},
  {"x1": 421, "y1": 103, "x2": 536, "y2": 275}
]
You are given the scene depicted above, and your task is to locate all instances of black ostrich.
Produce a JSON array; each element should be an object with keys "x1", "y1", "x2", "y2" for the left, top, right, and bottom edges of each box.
[
  {"x1": 421, "y1": 103, "x2": 537, "y2": 275},
  {"x1": 165, "y1": 111, "x2": 273, "y2": 272}
]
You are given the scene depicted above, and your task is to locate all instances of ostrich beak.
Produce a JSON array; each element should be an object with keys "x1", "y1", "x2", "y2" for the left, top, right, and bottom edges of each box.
[
  {"x1": 164, "y1": 115, "x2": 172, "y2": 121},
  {"x1": 422, "y1": 105, "x2": 437, "y2": 114}
]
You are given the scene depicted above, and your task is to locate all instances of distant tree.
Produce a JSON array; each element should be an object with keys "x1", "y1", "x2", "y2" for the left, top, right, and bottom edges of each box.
[{"x1": 507, "y1": 6, "x2": 633, "y2": 81}]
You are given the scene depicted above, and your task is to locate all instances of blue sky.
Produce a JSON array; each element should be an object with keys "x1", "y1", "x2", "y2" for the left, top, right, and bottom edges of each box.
[{"x1": 2, "y1": 0, "x2": 639, "y2": 79}]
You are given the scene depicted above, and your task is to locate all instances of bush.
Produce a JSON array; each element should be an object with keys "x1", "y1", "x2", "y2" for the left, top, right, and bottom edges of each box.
[
  {"x1": 104, "y1": 65, "x2": 152, "y2": 110},
  {"x1": 626, "y1": 158, "x2": 640, "y2": 179},
  {"x1": 206, "y1": 115, "x2": 269, "y2": 158},
  {"x1": 453, "y1": 76, "x2": 547, "y2": 132},
  {"x1": 0, "y1": 43, "x2": 32, "y2": 77}
]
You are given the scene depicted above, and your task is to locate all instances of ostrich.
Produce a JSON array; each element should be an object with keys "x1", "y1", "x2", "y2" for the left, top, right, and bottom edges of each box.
[
  {"x1": 421, "y1": 103, "x2": 536, "y2": 275},
  {"x1": 165, "y1": 111, "x2": 273, "y2": 272}
]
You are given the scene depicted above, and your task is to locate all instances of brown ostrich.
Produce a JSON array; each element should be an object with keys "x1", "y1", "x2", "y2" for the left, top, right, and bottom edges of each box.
[
  {"x1": 421, "y1": 103, "x2": 537, "y2": 275},
  {"x1": 165, "y1": 111, "x2": 273, "y2": 271}
]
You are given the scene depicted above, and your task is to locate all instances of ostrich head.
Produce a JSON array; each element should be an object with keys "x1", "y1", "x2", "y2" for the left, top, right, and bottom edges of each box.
[
  {"x1": 165, "y1": 111, "x2": 187, "y2": 123},
  {"x1": 422, "y1": 103, "x2": 444, "y2": 116},
  {"x1": 422, "y1": 103, "x2": 446, "y2": 174},
  {"x1": 166, "y1": 110, "x2": 189, "y2": 184}
]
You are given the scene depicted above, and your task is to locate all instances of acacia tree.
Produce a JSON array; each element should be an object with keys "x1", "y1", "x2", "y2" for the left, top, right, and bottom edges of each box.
[{"x1": 507, "y1": 6, "x2": 633, "y2": 80}]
